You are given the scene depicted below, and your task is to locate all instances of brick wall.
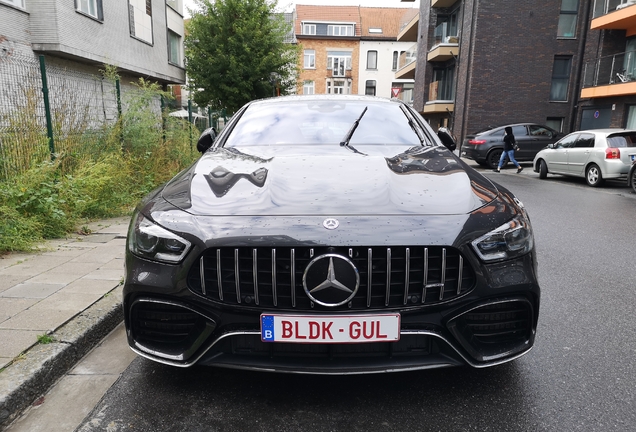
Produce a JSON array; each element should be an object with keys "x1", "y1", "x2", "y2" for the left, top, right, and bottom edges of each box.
[{"x1": 297, "y1": 39, "x2": 360, "y2": 94}]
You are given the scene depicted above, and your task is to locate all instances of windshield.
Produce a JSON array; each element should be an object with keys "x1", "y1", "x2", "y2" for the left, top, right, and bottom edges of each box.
[{"x1": 223, "y1": 100, "x2": 430, "y2": 147}]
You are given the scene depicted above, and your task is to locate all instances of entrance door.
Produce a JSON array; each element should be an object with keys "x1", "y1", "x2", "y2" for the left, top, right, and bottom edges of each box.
[{"x1": 581, "y1": 108, "x2": 611, "y2": 130}]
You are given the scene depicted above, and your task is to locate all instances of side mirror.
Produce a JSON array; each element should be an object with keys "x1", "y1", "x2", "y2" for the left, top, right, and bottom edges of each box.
[
  {"x1": 437, "y1": 127, "x2": 457, "y2": 152},
  {"x1": 197, "y1": 127, "x2": 217, "y2": 153},
  {"x1": 547, "y1": 143, "x2": 555, "y2": 149}
]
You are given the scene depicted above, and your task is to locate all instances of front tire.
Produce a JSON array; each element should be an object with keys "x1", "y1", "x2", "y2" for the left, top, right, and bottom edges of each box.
[
  {"x1": 585, "y1": 164, "x2": 604, "y2": 187},
  {"x1": 539, "y1": 160, "x2": 548, "y2": 179}
]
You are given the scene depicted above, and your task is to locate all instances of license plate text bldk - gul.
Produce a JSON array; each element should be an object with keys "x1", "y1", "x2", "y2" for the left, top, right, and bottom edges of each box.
[{"x1": 260, "y1": 314, "x2": 400, "y2": 343}]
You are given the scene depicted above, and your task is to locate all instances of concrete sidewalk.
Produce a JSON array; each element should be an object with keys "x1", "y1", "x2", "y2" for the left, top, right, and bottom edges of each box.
[{"x1": 0, "y1": 217, "x2": 130, "y2": 429}]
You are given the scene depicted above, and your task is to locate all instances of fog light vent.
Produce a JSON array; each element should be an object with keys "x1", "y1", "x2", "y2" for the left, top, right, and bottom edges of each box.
[
  {"x1": 130, "y1": 299, "x2": 215, "y2": 361},
  {"x1": 447, "y1": 299, "x2": 534, "y2": 362}
]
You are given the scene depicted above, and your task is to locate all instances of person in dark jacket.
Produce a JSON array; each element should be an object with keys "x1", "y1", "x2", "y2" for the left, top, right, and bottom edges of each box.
[{"x1": 496, "y1": 126, "x2": 523, "y2": 173}]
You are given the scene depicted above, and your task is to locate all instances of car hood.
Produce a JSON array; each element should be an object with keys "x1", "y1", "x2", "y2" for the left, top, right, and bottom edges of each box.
[{"x1": 161, "y1": 145, "x2": 499, "y2": 216}]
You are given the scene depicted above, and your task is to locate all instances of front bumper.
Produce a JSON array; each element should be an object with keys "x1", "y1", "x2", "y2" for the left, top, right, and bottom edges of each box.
[{"x1": 123, "y1": 251, "x2": 540, "y2": 374}]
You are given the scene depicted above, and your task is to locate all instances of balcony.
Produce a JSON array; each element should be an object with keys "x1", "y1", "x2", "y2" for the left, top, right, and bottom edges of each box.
[
  {"x1": 428, "y1": 39, "x2": 459, "y2": 62},
  {"x1": 397, "y1": 10, "x2": 419, "y2": 42},
  {"x1": 581, "y1": 50, "x2": 636, "y2": 98},
  {"x1": 424, "y1": 81, "x2": 454, "y2": 114},
  {"x1": 395, "y1": 44, "x2": 417, "y2": 80},
  {"x1": 432, "y1": 0, "x2": 459, "y2": 7},
  {"x1": 592, "y1": 0, "x2": 636, "y2": 35},
  {"x1": 428, "y1": 22, "x2": 459, "y2": 62}
]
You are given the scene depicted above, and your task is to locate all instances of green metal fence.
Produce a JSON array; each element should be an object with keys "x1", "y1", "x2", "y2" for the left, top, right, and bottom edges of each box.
[
  {"x1": 0, "y1": 53, "x2": 208, "y2": 180},
  {"x1": 0, "y1": 53, "x2": 125, "y2": 179}
]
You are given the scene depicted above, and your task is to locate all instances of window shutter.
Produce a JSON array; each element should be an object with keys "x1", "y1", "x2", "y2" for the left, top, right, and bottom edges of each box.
[{"x1": 97, "y1": 0, "x2": 103, "y2": 21}]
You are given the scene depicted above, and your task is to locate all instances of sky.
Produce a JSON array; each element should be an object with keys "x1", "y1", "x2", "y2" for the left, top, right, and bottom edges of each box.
[{"x1": 183, "y1": 0, "x2": 420, "y2": 17}]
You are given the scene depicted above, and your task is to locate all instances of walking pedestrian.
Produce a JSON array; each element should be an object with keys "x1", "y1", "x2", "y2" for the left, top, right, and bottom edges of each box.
[{"x1": 496, "y1": 126, "x2": 523, "y2": 173}]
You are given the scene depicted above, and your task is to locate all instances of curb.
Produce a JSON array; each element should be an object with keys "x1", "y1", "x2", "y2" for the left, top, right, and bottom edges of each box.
[{"x1": 0, "y1": 286, "x2": 123, "y2": 430}]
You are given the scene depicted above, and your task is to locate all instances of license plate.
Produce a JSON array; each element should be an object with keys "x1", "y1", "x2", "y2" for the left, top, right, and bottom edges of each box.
[
  {"x1": 631, "y1": 154, "x2": 636, "y2": 162},
  {"x1": 261, "y1": 313, "x2": 400, "y2": 343}
]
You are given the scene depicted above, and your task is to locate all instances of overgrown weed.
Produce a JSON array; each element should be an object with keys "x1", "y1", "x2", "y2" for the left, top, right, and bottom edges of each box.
[{"x1": 0, "y1": 71, "x2": 199, "y2": 253}]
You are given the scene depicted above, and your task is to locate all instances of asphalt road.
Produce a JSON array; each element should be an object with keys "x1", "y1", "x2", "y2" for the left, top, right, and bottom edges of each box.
[{"x1": 16, "y1": 163, "x2": 636, "y2": 432}]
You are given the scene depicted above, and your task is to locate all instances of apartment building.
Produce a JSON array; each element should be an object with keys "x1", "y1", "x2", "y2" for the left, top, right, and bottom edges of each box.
[
  {"x1": 358, "y1": 7, "x2": 416, "y2": 101},
  {"x1": 296, "y1": 5, "x2": 416, "y2": 99},
  {"x1": 1, "y1": 0, "x2": 185, "y2": 87},
  {"x1": 580, "y1": 0, "x2": 636, "y2": 129},
  {"x1": 397, "y1": 0, "x2": 606, "y2": 142}
]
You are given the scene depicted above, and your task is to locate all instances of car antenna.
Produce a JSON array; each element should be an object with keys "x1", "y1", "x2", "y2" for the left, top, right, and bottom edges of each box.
[{"x1": 340, "y1": 106, "x2": 368, "y2": 147}]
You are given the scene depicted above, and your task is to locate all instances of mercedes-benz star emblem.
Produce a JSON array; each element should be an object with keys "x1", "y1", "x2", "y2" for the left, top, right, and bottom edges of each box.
[
  {"x1": 323, "y1": 218, "x2": 339, "y2": 230},
  {"x1": 303, "y1": 254, "x2": 359, "y2": 307}
]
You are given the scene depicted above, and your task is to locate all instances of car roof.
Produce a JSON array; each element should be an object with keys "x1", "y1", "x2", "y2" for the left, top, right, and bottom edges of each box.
[
  {"x1": 474, "y1": 123, "x2": 554, "y2": 135},
  {"x1": 564, "y1": 128, "x2": 636, "y2": 137},
  {"x1": 249, "y1": 94, "x2": 403, "y2": 107}
]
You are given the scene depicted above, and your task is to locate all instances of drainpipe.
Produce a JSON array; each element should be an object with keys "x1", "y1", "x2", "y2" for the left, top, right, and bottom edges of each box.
[
  {"x1": 459, "y1": 0, "x2": 477, "y2": 148},
  {"x1": 568, "y1": 0, "x2": 592, "y2": 133}
]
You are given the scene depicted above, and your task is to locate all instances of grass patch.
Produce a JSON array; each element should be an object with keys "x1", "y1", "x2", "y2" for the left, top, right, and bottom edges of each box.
[{"x1": 37, "y1": 334, "x2": 55, "y2": 344}]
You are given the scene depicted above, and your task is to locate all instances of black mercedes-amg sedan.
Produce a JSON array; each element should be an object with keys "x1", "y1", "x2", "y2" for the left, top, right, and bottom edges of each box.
[{"x1": 123, "y1": 95, "x2": 540, "y2": 374}]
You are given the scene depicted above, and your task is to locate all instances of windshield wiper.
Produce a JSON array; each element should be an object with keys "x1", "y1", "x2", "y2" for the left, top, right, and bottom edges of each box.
[
  {"x1": 339, "y1": 107, "x2": 368, "y2": 147},
  {"x1": 399, "y1": 104, "x2": 425, "y2": 145}
]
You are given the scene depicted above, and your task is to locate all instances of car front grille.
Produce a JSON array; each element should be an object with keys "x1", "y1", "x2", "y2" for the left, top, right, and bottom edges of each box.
[{"x1": 187, "y1": 246, "x2": 475, "y2": 310}]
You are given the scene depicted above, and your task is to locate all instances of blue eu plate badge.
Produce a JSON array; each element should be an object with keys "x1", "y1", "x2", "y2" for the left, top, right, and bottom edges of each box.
[{"x1": 261, "y1": 315, "x2": 275, "y2": 341}]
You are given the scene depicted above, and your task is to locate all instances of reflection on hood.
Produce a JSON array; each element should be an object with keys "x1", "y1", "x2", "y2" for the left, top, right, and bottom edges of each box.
[
  {"x1": 204, "y1": 166, "x2": 268, "y2": 198},
  {"x1": 385, "y1": 146, "x2": 461, "y2": 175}
]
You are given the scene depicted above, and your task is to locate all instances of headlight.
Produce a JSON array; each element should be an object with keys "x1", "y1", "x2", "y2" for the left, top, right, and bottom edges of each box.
[
  {"x1": 129, "y1": 213, "x2": 191, "y2": 264},
  {"x1": 471, "y1": 216, "x2": 534, "y2": 262}
]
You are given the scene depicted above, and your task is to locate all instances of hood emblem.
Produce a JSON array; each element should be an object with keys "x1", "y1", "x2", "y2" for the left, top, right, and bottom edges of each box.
[
  {"x1": 303, "y1": 254, "x2": 360, "y2": 307},
  {"x1": 323, "y1": 218, "x2": 339, "y2": 230}
]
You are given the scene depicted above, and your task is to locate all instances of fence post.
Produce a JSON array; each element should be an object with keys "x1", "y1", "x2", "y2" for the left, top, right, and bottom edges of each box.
[
  {"x1": 38, "y1": 55, "x2": 55, "y2": 160},
  {"x1": 161, "y1": 95, "x2": 166, "y2": 143},
  {"x1": 115, "y1": 77, "x2": 124, "y2": 146},
  {"x1": 188, "y1": 99, "x2": 193, "y2": 154}
]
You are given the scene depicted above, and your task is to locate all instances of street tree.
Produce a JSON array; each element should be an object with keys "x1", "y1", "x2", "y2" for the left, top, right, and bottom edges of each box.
[{"x1": 185, "y1": 0, "x2": 299, "y2": 114}]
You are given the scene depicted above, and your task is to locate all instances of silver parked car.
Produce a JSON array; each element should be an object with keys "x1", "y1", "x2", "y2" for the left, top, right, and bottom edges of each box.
[{"x1": 532, "y1": 129, "x2": 636, "y2": 187}]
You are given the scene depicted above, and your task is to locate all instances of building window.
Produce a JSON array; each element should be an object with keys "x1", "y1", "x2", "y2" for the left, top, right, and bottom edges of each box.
[
  {"x1": 327, "y1": 79, "x2": 349, "y2": 94},
  {"x1": 128, "y1": 0, "x2": 153, "y2": 43},
  {"x1": 550, "y1": 56, "x2": 572, "y2": 101},
  {"x1": 557, "y1": 0, "x2": 578, "y2": 38},
  {"x1": 2, "y1": 0, "x2": 25, "y2": 8},
  {"x1": 168, "y1": 30, "x2": 181, "y2": 65},
  {"x1": 303, "y1": 24, "x2": 316, "y2": 35},
  {"x1": 327, "y1": 51, "x2": 352, "y2": 77},
  {"x1": 76, "y1": 0, "x2": 103, "y2": 20},
  {"x1": 327, "y1": 25, "x2": 354, "y2": 36},
  {"x1": 367, "y1": 51, "x2": 377, "y2": 70},
  {"x1": 622, "y1": 37, "x2": 636, "y2": 80},
  {"x1": 392, "y1": 51, "x2": 398, "y2": 71},
  {"x1": 432, "y1": 66, "x2": 455, "y2": 100},
  {"x1": 546, "y1": 117, "x2": 564, "y2": 132},
  {"x1": 303, "y1": 81, "x2": 315, "y2": 95},
  {"x1": 303, "y1": 50, "x2": 315, "y2": 69},
  {"x1": 166, "y1": 0, "x2": 182, "y2": 14},
  {"x1": 365, "y1": 80, "x2": 376, "y2": 96}
]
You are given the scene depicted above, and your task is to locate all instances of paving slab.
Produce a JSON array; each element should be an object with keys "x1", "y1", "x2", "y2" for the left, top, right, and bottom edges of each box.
[
  {"x1": 0, "y1": 308, "x2": 77, "y2": 332},
  {"x1": 57, "y1": 279, "x2": 121, "y2": 296},
  {"x1": 0, "y1": 330, "x2": 41, "y2": 358},
  {"x1": 0, "y1": 299, "x2": 39, "y2": 324},
  {"x1": 0, "y1": 283, "x2": 66, "y2": 299},
  {"x1": 0, "y1": 277, "x2": 28, "y2": 295}
]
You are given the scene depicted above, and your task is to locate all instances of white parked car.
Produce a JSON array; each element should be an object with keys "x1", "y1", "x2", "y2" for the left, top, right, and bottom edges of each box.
[{"x1": 532, "y1": 129, "x2": 636, "y2": 187}]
